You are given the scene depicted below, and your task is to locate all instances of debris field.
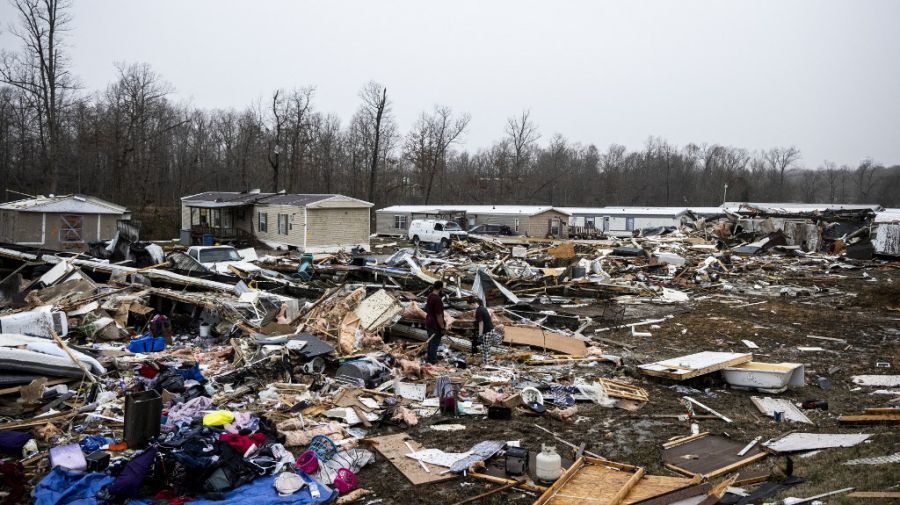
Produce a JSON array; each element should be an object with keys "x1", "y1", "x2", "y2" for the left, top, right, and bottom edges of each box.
[{"x1": 0, "y1": 208, "x2": 898, "y2": 505}]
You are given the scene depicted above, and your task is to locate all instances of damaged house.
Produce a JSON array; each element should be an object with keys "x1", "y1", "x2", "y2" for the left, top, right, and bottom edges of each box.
[
  {"x1": 722, "y1": 202, "x2": 883, "y2": 254},
  {"x1": 375, "y1": 205, "x2": 570, "y2": 238},
  {"x1": 0, "y1": 194, "x2": 130, "y2": 251},
  {"x1": 560, "y1": 207, "x2": 691, "y2": 237},
  {"x1": 180, "y1": 190, "x2": 372, "y2": 252}
]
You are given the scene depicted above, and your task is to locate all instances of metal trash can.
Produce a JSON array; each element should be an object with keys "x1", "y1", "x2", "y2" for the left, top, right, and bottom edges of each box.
[{"x1": 124, "y1": 390, "x2": 162, "y2": 448}]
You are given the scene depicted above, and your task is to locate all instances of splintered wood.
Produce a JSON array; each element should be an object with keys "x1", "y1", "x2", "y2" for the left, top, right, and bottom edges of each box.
[{"x1": 597, "y1": 378, "x2": 649, "y2": 402}]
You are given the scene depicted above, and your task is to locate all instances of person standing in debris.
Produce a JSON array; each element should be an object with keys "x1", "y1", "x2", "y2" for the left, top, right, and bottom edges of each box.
[
  {"x1": 425, "y1": 281, "x2": 446, "y2": 364},
  {"x1": 471, "y1": 297, "x2": 503, "y2": 364}
]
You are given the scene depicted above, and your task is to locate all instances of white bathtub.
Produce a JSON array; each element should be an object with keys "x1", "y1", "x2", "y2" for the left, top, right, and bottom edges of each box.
[{"x1": 721, "y1": 362, "x2": 805, "y2": 393}]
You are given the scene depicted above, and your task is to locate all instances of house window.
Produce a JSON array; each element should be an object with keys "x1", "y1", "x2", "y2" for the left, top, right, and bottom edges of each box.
[
  {"x1": 394, "y1": 215, "x2": 407, "y2": 230},
  {"x1": 625, "y1": 217, "x2": 635, "y2": 231},
  {"x1": 585, "y1": 217, "x2": 595, "y2": 229},
  {"x1": 514, "y1": 219, "x2": 520, "y2": 232},
  {"x1": 277, "y1": 214, "x2": 289, "y2": 235},
  {"x1": 258, "y1": 212, "x2": 268, "y2": 233},
  {"x1": 59, "y1": 215, "x2": 83, "y2": 243}
]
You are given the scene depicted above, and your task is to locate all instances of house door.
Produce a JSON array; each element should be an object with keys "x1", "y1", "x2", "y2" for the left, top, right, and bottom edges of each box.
[
  {"x1": 602, "y1": 217, "x2": 610, "y2": 233},
  {"x1": 549, "y1": 218, "x2": 561, "y2": 237}
]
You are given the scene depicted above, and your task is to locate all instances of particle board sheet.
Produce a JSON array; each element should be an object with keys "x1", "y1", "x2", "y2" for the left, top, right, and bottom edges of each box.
[
  {"x1": 662, "y1": 433, "x2": 766, "y2": 478},
  {"x1": 639, "y1": 352, "x2": 752, "y2": 380},
  {"x1": 503, "y1": 325, "x2": 587, "y2": 357},
  {"x1": 534, "y1": 457, "x2": 697, "y2": 505},
  {"x1": 368, "y1": 433, "x2": 456, "y2": 485},
  {"x1": 763, "y1": 433, "x2": 871, "y2": 454},
  {"x1": 353, "y1": 289, "x2": 403, "y2": 331},
  {"x1": 750, "y1": 396, "x2": 813, "y2": 424}
]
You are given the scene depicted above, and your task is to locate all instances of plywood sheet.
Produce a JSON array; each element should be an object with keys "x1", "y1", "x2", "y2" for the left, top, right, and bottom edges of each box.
[
  {"x1": 639, "y1": 352, "x2": 752, "y2": 380},
  {"x1": 662, "y1": 433, "x2": 765, "y2": 478},
  {"x1": 763, "y1": 433, "x2": 871, "y2": 454},
  {"x1": 503, "y1": 325, "x2": 587, "y2": 357},
  {"x1": 369, "y1": 433, "x2": 456, "y2": 485},
  {"x1": 750, "y1": 396, "x2": 812, "y2": 424}
]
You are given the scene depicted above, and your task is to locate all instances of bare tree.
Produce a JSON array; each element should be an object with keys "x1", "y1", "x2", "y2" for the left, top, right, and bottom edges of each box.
[
  {"x1": 762, "y1": 146, "x2": 801, "y2": 197},
  {"x1": 266, "y1": 90, "x2": 286, "y2": 191},
  {"x1": 404, "y1": 105, "x2": 470, "y2": 204},
  {"x1": 0, "y1": 0, "x2": 76, "y2": 192},
  {"x1": 359, "y1": 82, "x2": 388, "y2": 208},
  {"x1": 505, "y1": 110, "x2": 539, "y2": 198}
]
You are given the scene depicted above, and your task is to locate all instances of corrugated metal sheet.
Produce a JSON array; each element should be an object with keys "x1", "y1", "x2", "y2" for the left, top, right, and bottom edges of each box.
[{"x1": 874, "y1": 224, "x2": 900, "y2": 257}]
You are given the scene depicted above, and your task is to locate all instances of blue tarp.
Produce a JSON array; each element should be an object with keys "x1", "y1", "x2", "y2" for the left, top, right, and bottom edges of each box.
[
  {"x1": 133, "y1": 472, "x2": 334, "y2": 505},
  {"x1": 33, "y1": 467, "x2": 115, "y2": 505}
]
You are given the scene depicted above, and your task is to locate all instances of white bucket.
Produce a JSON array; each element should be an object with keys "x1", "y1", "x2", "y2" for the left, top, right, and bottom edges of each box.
[{"x1": 199, "y1": 323, "x2": 210, "y2": 337}]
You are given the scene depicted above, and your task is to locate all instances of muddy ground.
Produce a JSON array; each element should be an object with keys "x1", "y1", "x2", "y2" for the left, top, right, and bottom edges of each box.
[{"x1": 357, "y1": 261, "x2": 900, "y2": 504}]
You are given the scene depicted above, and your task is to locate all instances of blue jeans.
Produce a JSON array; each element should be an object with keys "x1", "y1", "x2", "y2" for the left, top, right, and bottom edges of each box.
[{"x1": 426, "y1": 327, "x2": 443, "y2": 363}]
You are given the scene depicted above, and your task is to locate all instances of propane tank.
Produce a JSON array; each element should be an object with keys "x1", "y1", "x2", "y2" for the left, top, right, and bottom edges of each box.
[{"x1": 535, "y1": 444, "x2": 562, "y2": 482}]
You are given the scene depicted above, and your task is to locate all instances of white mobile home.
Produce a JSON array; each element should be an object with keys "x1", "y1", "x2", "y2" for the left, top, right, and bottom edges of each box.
[
  {"x1": 375, "y1": 205, "x2": 570, "y2": 238},
  {"x1": 559, "y1": 207, "x2": 690, "y2": 237}
]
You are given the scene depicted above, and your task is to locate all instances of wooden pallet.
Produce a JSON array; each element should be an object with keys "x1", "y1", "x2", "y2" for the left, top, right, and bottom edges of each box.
[
  {"x1": 533, "y1": 457, "x2": 699, "y2": 505},
  {"x1": 598, "y1": 378, "x2": 650, "y2": 402}
]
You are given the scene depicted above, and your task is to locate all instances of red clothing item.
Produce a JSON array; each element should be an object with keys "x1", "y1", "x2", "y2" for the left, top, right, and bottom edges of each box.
[
  {"x1": 219, "y1": 432, "x2": 266, "y2": 455},
  {"x1": 424, "y1": 292, "x2": 444, "y2": 330}
]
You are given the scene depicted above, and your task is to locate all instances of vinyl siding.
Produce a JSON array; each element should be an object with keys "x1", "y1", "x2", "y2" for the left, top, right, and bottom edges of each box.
[
  {"x1": 306, "y1": 208, "x2": 370, "y2": 248},
  {"x1": 253, "y1": 204, "x2": 306, "y2": 247},
  {"x1": 0, "y1": 211, "x2": 120, "y2": 250},
  {"x1": 375, "y1": 211, "x2": 411, "y2": 236}
]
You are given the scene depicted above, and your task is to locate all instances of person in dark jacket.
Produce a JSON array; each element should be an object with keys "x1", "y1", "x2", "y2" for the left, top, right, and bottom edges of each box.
[
  {"x1": 470, "y1": 297, "x2": 503, "y2": 364},
  {"x1": 424, "y1": 281, "x2": 445, "y2": 364}
]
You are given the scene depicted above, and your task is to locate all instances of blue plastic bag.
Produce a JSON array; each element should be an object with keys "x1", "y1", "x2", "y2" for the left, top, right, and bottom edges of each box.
[{"x1": 127, "y1": 336, "x2": 165, "y2": 353}]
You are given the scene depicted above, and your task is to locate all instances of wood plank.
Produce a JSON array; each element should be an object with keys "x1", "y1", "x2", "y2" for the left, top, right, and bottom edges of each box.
[
  {"x1": 846, "y1": 491, "x2": 900, "y2": 499},
  {"x1": 503, "y1": 325, "x2": 588, "y2": 357},
  {"x1": 368, "y1": 433, "x2": 456, "y2": 486},
  {"x1": 838, "y1": 414, "x2": 900, "y2": 424}
]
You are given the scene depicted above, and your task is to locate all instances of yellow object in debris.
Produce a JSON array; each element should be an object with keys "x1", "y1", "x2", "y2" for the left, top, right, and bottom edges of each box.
[{"x1": 202, "y1": 410, "x2": 235, "y2": 426}]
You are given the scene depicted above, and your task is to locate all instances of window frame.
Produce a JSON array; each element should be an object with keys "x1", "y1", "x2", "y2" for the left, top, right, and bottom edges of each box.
[
  {"x1": 277, "y1": 213, "x2": 289, "y2": 235},
  {"x1": 59, "y1": 214, "x2": 84, "y2": 243},
  {"x1": 393, "y1": 215, "x2": 407, "y2": 230},
  {"x1": 258, "y1": 212, "x2": 268, "y2": 233}
]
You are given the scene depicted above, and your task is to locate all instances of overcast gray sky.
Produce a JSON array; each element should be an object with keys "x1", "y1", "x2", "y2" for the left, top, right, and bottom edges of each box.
[{"x1": 2, "y1": 0, "x2": 898, "y2": 166}]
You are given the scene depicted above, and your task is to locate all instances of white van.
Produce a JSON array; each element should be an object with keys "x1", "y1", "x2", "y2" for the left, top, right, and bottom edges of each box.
[{"x1": 408, "y1": 219, "x2": 468, "y2": 246}]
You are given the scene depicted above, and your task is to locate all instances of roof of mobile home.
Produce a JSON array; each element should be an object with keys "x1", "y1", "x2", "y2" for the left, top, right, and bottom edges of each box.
[
  {"x1": 0, "y1": 194, "x2": 128, "y2": 215},
  {"x1": 377, "y1": 205, "x2": 569, "y2": 216},
  {"x1": 559, "y1": 207, "x2": 690, "y2": 217},
  {"x1": 182, "y1": 191, "x2": 372, "y2": 208}
]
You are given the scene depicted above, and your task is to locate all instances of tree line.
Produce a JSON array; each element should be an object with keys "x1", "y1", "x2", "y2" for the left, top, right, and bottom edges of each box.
[{"x1": 1, "y1": 0, "x2": 898, "y2": 237}]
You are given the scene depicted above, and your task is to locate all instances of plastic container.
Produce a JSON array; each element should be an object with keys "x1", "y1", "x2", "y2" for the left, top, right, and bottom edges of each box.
[
  {"x1": 297, "y1": 450, "x2": 318, "y2": 474},
  {"x1": 124, "y1": 390, "x2": 162, "y2": 448},
  {"x1": 333, "y1": 468, "x2": 358, "y2": 493},
  {"x1": 199, "y1": 323, "x2": 211, "y2": 338},
  {"x1": 536, "y1": 444, "x2": 562, "y2": 482}
]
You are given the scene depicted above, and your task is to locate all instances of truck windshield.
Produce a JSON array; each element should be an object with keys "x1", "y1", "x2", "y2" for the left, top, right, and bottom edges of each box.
[{"x1": 199, "y1": 248, "x2": 242, "y2": 263}]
